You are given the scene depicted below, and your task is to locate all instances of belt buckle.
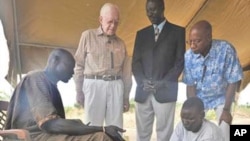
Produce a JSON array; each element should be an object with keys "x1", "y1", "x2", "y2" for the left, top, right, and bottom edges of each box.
[{"x1": 102, "y1": 75, "x2": 112, "y2": 81}]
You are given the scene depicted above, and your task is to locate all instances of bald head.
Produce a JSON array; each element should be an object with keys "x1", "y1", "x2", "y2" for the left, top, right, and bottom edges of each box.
[
  {"x1": 47, "y1": 48, "x2": 74, "y2": 65},
  {"x1": 46, "y1": 48, "x2": 75, "y2": 83},
  {"x1": 188, "y1": 20, "x2": 213, "y2": 56},
  {"x1": 190, "y1": 20, "x2": 212, "y2": 38}
]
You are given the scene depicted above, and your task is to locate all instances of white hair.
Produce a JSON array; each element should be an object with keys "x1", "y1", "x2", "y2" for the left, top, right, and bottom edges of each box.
[{"x1": 100, "y1": 3, "x2": 120, "y2": 17}]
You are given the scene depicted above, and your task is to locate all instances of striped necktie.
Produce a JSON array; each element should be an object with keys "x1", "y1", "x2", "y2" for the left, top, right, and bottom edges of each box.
[{"x1": 154, "y1": 26, "x2": 160, "y2": 42}]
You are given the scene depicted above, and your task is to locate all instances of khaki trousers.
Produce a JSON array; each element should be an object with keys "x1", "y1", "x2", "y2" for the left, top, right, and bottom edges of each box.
[
  {"x1": 135, "y1": 94, "x2": 176, "y2": 141},
  {"x1": 83, "y1": 79, "x2": 124, "y2": 128}
]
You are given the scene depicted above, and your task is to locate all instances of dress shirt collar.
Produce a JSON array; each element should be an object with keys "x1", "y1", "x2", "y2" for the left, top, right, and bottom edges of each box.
[
  {"x1": 97, "y1": 26, "x2": 104, "y2": 35},
  {"x1": 153, "y1": 20, "x2": 166, "y2": 33}
]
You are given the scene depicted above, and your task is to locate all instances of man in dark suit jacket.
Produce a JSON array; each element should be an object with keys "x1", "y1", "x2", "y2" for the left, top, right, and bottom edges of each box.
[{"x1": 132, "y1": 0, "x2": 185, "y2": 140}]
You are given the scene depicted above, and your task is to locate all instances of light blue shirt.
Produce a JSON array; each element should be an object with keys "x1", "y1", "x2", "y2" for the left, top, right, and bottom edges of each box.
[{"x1": 183, "y1": 39, "x2": 243, "y2": 109}]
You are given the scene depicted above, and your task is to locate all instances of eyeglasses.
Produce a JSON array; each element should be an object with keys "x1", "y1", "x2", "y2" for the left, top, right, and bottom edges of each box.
[{"x1": 186, "y1": 39, "x2": 202, "y2": 45}]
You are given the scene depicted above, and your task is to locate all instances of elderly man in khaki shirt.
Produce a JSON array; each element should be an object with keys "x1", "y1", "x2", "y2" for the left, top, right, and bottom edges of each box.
[{"x1": 74, "y1": 3, "x2": 132, "y2": 129}]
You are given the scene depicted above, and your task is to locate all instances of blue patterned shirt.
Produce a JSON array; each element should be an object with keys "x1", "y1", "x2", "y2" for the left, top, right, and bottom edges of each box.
[{"x1": 183, "y1": 39, "x2": 243, "y2": 109}]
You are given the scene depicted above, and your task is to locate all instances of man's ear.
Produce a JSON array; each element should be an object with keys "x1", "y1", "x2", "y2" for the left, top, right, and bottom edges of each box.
[
  {"x1": 206, "y1": 32, "x2": 212, "y2": 42},
  {"x1": 201, "y1": 111, "x2": 205, "y2": 118},
  {"x1": 99, "y1": 16, "x2": 102, "y2": 24},
  {"x1": 50, "y1": 55, "x2": 60, "y2": 67}
]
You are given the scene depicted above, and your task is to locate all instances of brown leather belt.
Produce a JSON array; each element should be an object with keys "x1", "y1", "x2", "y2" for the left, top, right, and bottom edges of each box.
[{"x1": 84, "y1": 75, "x2": 121, "y2": 81}]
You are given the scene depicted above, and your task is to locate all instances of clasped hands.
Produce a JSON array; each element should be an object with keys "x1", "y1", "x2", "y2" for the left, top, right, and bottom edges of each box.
[{"x1": 142, "y1": 79, "x2": 165, "y2": 94}]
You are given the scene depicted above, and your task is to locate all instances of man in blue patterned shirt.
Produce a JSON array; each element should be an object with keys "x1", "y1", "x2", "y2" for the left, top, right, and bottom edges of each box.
[{"x1": 183, "y1": 20, "x2": 243, "y2": 141}]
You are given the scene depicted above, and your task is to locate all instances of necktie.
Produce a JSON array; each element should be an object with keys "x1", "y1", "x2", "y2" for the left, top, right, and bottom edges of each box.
[{"x1": 154, "y1": 26, "x2": 159, "y2": 42}]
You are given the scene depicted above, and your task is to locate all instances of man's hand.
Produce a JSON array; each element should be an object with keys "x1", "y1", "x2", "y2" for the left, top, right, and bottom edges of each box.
[
  {"x1": 142, "y1": 79, "x2": 155, "y2": 94},
  {"x1": 219, "y1": 110, "x2": 232, "y2": 125},
  {"x1": 152, "y1": 80, "x2": 165, "y2": 89},
  {"x1": 104, "y1": 125, "x2": 126, "y2": 141},
  {"x1": 186, "y1": 85, "x2": 197, "y2": 98},
  {"x1": 123, "y1": 98, "x2": 130, "y2": 112},
  {"x1": 76, "y1": 91, "x2": 85, "y2": 107}
]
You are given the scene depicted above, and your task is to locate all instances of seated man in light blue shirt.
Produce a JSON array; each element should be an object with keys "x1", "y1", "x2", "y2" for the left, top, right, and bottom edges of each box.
[{"x1": 183, "y1": 20, "x2": 243, "y2": 141}]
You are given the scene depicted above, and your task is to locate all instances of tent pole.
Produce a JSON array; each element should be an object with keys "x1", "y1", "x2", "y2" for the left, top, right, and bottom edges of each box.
[
  {"x1": 12, "y1": 0, "x2": 22, "y2": 81},
  {"x1": 19, "y1": 42, "x2": 73, "y2": 50}
]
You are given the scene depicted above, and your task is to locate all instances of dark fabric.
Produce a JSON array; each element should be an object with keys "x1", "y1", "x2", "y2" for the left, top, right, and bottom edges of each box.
[
  {"x1": 47, "y1": 80, "x2": 65, "y2": 119},
  {"x1": 5, "y1": 71, "x2": 64, "y2": 131},
  {"x1": 132, "y1": 21, "x2": 185, "y2": 103},
  {"x1": 4, "y1": 70, "x2": 113, "y2": 141}
]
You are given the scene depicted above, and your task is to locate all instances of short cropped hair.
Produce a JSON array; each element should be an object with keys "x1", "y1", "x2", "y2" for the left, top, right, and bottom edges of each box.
[
  {"x1": 182, "y1": 97, "x2": 204, "y2": 112},
  {"x1": 147, "y1": 0, "x2": 165, "y2": 9},
  {"x1": 191, "y1": 20, "x2": 212, "y2": 37}
]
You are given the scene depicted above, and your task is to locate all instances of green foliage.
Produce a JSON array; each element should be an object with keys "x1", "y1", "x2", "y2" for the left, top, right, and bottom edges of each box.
[
  {"x1": 128, "y1": 100, "x2": 135, "y2": 113},
  {"x1": 64, "y1": 106, "x2": 74, "y2": 114},
  {"x1": 205, "y1": 110, "x2": 216, "y2": 120},
  {"x1": 0, "y1": 90, "x2": 10, "y2": 101},
  {"x1": 74, "y1": 103, "x2": 82, "y2": 109}
]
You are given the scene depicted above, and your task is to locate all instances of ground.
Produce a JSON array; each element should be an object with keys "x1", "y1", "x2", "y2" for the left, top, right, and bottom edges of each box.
[
  {"x1": 66, "y1": 102, "x2": 250, "y2": 141},
  {"x1": 2, "y1": 78, "x2": 250, "y2": 140}
]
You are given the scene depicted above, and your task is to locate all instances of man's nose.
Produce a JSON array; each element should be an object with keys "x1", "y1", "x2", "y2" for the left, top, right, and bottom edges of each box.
[
  {"x1": 148, "y1": 10, "x2": 157, "y2": 16},
  {"x1": 190, "y1": 42, "x2": 196, "y2": 48},
  {"x1": 182, "y1": 119, "x2": 189, "y2": 125}
]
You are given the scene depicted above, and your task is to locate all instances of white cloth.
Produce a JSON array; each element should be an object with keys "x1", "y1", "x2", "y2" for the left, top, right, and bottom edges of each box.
[
  {"x1": 135, "y1": 94, "x2": 176, "y2": 141},
  {"x1": 0, "y1": 19, "x2": 12, "y2": 99},
  {"x1": 215, "y1": 105, "x2": 230, "y2": 141},
  {"x1": 0, "y1": 19, "x2": 9, "y2": 78},
  {"x1": 83, "y1": 79, "x2": 124, "y2": 128},
  {"x1": 170, "y1": 119, "x2": 224, "y2": 141}
]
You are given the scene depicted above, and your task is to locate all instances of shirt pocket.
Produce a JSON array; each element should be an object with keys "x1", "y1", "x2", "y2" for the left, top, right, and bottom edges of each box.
[
  {"x1": 190, "y1": 65, "x2": 203, "y2": 83},
  {"x1": 113, "y1": 47, "x2": 125, "y2": 68},
  {"x1": 209, "y1": 73, "x2": 223, "y2": 90},
  {"x1": 86, "y1": 47, "x2": 103, "y2": 68}
]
